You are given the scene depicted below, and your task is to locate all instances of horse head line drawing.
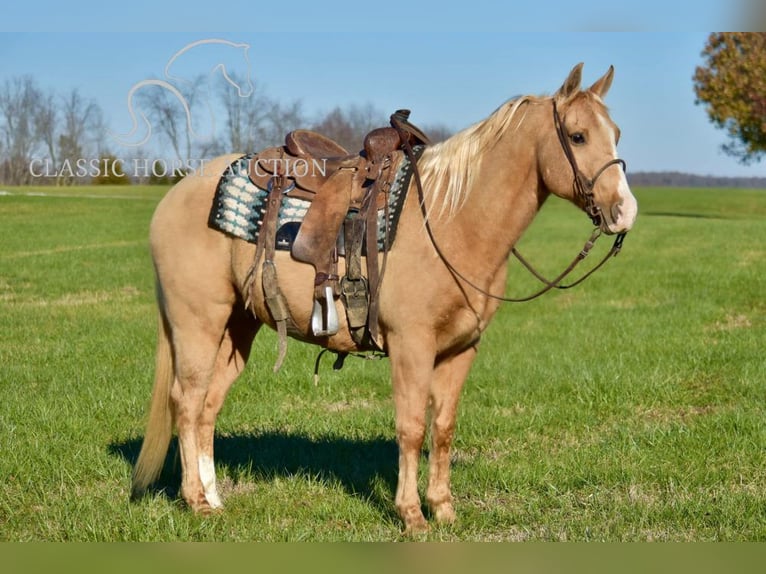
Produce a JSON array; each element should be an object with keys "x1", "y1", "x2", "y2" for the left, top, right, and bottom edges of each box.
[{"x1": 110, "y1": 38, "x2": 253, "y2": 149}]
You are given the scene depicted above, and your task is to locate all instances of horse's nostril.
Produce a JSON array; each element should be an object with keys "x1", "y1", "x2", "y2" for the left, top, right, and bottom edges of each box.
[{"x1": 610, "y1": 201, "x2": 623, "y2": 224}]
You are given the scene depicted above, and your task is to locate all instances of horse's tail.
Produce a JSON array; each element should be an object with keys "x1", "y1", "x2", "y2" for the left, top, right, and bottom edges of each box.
[{"x1": 131, "y1": 299, "x2": 174, "y2": 499}]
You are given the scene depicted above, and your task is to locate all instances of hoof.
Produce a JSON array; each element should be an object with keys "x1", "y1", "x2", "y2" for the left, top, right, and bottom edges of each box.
[
  {"x1": 129, "y1": 486, "x2": 146, "y2": 502},
  {"x1": 201, "y1": 505, "x2": 223, "y2": 516},
  {"x1": 185, "y1": 492, "x2": 215, "y2": 515},
  {"x1": 400, "y1": 506, "x2": 430, "y2": 535},
  {"x1": 432, "y1": 501, "x2": 457, "y2": 525},
  {"x1": 204, "y1": 490, "x2": 224, "y2": 510},
  {"x1": 404, "y1": 518, "x2": 430, "y2": 536}
]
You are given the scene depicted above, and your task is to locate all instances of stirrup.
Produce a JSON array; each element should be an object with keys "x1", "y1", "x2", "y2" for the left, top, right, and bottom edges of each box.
[{"x1": 311, "y1": 285, "x2": 339, "y2": 336}]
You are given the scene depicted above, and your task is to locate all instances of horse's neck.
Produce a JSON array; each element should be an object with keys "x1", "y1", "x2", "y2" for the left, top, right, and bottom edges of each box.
[{"x1": 434, "y1": 121, "x2": 546, "y2": 278}]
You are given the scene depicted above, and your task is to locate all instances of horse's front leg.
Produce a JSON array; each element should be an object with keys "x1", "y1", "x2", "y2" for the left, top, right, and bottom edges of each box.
[
  {"x1": 389, "y1": 333, "x2": 435, "y2": 534},
  {"x1": 427, "y1": 346, "x2": 477, "y2": 525}
]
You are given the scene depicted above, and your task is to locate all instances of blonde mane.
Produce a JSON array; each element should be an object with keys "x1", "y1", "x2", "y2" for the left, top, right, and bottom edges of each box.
[{"x1": 418, "y1": 95, "x2": 542, "y2": 219}]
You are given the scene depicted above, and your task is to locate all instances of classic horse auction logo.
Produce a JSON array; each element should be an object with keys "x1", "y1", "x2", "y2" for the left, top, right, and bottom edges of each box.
[{"x1": 110, "y1": 38, "x2": 254, "y2": 148}]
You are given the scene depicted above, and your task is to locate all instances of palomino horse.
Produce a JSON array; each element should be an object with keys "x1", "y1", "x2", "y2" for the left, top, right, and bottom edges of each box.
[{"x1": 131, "y1": 63, "x2": 638, "y2": 533}]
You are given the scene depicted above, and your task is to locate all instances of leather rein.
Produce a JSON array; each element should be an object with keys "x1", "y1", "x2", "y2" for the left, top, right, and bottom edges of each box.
[{"x1": 391, "y1": 99, "x2": 628, "y2": 304}]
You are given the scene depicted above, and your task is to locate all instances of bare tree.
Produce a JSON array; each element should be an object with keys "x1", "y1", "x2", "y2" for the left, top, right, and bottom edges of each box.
[
  {"x1": 311, "y1": 103, "x2": 387, "y2": 152},
  {"x1": 35, "y1": 90, "x2": 58, "y2": 179},
  {"x1": 58, "y1": 89, "x2": 103, "y2": 185},
  {"x1": 218, "y1": 77, "x2": 448, "y2": 158},
  {"x1": 136, "y1": 76, "x2": 204, "y2": 167},
  {"x1": 310, "y1": 103, "x2": 453, "y2": 150},
  {"x1": 420, "y1": 123, "x2": 454, "y2": 144},
  {"x1": 0, "y1": 76, "x2": 42, "y2": 185},
  {"x1": 255, "y1": 99, "x2": 305, "y2": 148},
  {"x1": 217, "y1": 72, "x2": 305, "y2": 153},
  {"x1": 219, "y1": 74, "x2": 268, "y2": 152},
  {"x1": 0, "y1": 79, "x2": 106, "y2": 186}
]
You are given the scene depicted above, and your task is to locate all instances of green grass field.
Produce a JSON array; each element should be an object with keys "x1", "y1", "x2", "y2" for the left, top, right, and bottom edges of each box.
[{"x1": 0, "y1": 184, "x2": 764, "y2": 541}]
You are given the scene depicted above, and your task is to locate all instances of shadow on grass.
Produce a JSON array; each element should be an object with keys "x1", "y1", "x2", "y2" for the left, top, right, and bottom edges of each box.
[{"x1": 110, "y1": 431, "x2": 399, "y2": 518}]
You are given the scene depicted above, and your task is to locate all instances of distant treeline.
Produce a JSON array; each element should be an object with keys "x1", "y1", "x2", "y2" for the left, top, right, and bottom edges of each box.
[
  {"x1": 628, "y1": 171, "x2": 766, "y2": 189},
  {"x1": 0, "y1": 74, "x2": 453, "y2": 186}
]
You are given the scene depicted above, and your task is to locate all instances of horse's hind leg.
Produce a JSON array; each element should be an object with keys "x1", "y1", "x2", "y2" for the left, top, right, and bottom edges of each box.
[
  {"x1": 166, "y1": 297, "x2": 234, "y2": 513},
  {"x1": 426, "y1": 346, "x2": 477, "y2": 525},
  {"x1": 195, "y1": 308, "x2": 259, "y2": 508}
]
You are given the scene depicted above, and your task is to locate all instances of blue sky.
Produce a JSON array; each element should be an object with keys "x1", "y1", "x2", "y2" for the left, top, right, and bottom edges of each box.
[
  {"x1": 0, "y1": 0, "x2": 750, "y2": 33},
  {"x1": 1, "y1": 2, "x2": 763, "y2": 177}
]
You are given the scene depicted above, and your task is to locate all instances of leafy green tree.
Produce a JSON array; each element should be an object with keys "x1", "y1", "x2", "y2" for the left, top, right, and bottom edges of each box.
[{"x1": 693, "y1": 33, "x2": 766, "y2": 164}]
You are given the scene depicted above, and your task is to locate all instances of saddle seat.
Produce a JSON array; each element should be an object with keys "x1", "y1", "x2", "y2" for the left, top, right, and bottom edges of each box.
[
  {"x1": 284, "y1": 130, "x2": 367, "y2": 191},
  {"x1": 285, "y1": 129, "x2": 349, "y2": 159}
]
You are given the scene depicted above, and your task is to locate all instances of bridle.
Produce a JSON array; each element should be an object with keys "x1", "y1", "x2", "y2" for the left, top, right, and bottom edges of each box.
[
  {"x1": 391, "y1": 99, "x2": 629, "y2": 304},
  {"x1": 552, "y1": 99, "x2": 626, "y2": 230}
]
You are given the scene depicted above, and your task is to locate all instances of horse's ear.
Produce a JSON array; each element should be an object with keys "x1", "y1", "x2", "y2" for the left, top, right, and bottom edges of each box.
[
  {"x1": 588, "y1": 65, "x2": 614, "y2": 99},
  {"x1": 556, "y1": 62, "x2": 584, "y2": 102}
]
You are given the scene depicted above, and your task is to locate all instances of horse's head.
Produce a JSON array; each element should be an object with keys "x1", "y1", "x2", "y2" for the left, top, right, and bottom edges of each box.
[{"x1": 538, "y1": 63, "x2": 637, "y2": 235}]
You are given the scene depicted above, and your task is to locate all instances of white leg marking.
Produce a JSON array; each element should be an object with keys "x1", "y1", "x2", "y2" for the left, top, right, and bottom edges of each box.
[{"x1": 198, "y1": 454, "x2": 223, "y2": 509}]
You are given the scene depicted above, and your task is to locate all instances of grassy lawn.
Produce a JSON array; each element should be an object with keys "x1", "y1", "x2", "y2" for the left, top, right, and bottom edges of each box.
[{"x1": 0, "y1": 184, "x2": 764, "y2": 541}]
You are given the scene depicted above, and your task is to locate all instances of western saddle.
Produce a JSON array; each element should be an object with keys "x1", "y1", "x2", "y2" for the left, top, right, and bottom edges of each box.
[{"x1": 245, "y1": 110, "x2": 429, "y2": 368}]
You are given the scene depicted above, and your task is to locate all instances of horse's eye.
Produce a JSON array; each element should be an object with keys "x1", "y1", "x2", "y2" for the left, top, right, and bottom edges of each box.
[{"x1": 570, "y1": 132, "x2": 586, "y2": 145}]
